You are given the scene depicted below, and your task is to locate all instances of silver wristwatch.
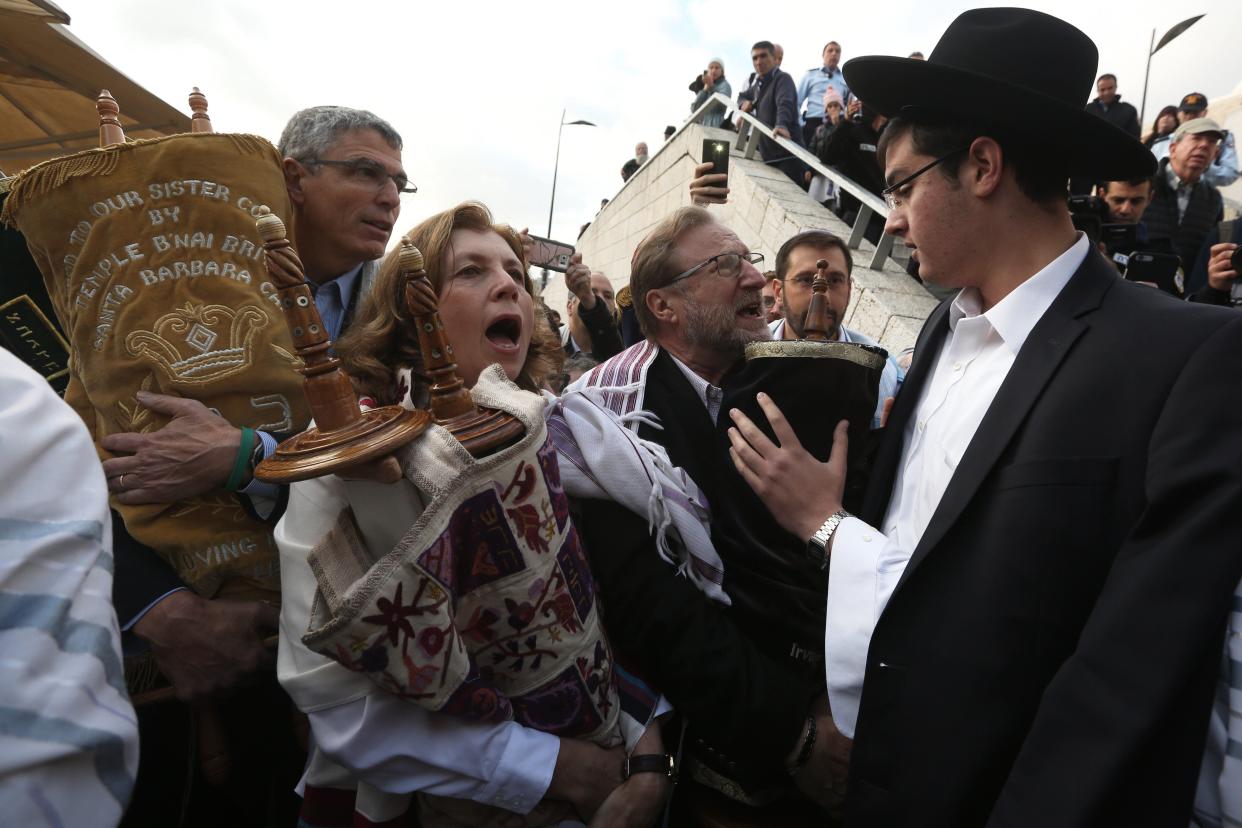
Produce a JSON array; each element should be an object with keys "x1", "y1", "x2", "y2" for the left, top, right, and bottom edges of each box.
[{"x1": 807, "y1": 509, "x2": 852, "y2": 569}]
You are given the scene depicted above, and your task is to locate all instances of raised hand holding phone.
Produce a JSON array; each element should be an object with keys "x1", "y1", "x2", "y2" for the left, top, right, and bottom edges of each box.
[{"x1": 564, "y1": 253, "x2": 597, "y2": 310}]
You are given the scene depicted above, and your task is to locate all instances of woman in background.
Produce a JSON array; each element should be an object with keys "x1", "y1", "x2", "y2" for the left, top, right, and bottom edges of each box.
[{"x1": 690, "y1": 59, "x2": 732, "y2": 127}]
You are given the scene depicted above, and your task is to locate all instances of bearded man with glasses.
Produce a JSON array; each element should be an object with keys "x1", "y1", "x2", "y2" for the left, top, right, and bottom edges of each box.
[{"x1": 557, "y1": 206, "x2": 849, "y2": 824}]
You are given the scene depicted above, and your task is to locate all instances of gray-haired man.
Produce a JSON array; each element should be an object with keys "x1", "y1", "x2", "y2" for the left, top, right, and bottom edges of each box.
[{"x1": 104, "y1": 105, "x2": 408, "y2": 701}]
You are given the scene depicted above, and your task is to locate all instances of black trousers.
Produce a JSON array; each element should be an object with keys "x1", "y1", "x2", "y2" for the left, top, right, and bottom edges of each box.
[{"x1": 121, "y1": 677, "x2": 305, "y2": 828}]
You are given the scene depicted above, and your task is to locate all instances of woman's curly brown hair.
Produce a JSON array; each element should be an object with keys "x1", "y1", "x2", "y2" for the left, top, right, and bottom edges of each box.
[{"x1": 335, "y1": 202, "x2": 563, "y2": 405}]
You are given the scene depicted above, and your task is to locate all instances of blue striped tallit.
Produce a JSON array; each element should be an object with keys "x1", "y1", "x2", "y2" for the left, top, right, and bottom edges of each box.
[
  {"x1": 0, "y1": 347, "x2": 138, "y2": 827},
  {"x1": 1192, "y1": 581, "x2": 1242, "y2": 828}
]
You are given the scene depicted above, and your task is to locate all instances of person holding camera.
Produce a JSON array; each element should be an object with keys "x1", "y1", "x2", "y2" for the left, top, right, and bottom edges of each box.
[
  {"x1": 689, "y1": 59, "x2": 732, "y2": 128},
  {"x1": 1189, "y1": 221, "x2": 1242, "y2": 306},
  {"x1": 560, "y1": 252, "x2": 623, "y2": 360}
]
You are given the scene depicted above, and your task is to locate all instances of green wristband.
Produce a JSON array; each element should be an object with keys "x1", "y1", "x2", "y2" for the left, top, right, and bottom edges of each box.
[{"x1": 225, "y1": 427, "x2": 256, "y2": 492}]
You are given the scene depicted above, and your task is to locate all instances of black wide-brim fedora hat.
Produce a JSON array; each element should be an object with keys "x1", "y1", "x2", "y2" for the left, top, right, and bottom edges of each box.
[{"x1": 843, "y1": 7, "x2": 1156, "y2": 181}]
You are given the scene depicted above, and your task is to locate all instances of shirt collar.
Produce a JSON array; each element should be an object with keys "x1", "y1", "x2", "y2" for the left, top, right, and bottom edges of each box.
[
  {"x1": 667, "y1": 352, "x2": 723, "y2": 409},
  {"x1": 821, "y1": 66, "x2": 837, "y2": 77},
  {"x1": 313, "y1": 262, "x2": 364, "y2": 305},
  {"x1": 769, "y1": 316, "x2": 845, "y2": 341},
  {"x1": 948, "y1": 233, "x2": 1089, "y2": 354},
  {"x1": 1164, "y1": 160, "x2": 1195, "y2": 192}
]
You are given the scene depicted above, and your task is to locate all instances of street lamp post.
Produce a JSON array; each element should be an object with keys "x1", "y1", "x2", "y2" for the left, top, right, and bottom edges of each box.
[
  {"x1": 543, "y1": 109, "x2": 595, "y2": 288},
  {"x1": 1138, "y1": 14, "x2": 1204, "y2": 129}
]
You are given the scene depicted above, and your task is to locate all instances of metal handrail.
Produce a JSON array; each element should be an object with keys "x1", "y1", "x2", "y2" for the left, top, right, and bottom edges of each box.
[{"x1": 687, "y1": 92, "x2": 899, "y2": 271}]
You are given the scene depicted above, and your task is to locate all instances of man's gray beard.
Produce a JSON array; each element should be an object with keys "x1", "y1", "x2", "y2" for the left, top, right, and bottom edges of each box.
[
  {"x1": 636, "y1": 154, "x2": 649, "y2": 165},
  {"x1": 681, "y1": 295, "x2": 771, "y2": 357}
]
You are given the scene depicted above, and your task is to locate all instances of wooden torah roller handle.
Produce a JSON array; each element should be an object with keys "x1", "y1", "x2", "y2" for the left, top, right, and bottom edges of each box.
[{"x1": 251, "y1": 206, "x2": 429, "y2": 482}]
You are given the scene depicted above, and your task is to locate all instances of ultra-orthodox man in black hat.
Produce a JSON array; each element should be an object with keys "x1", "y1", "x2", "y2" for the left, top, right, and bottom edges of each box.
[{"x1": 727, "y1": 8, "x2": 1242, "y2": 827}]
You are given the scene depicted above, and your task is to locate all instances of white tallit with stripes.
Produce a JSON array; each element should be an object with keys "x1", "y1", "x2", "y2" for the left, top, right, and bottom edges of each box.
[
  {"x1": 0, "y1": 347, "x2": 138, "y2": 828},
  {"x1": 546, "y1": 341, "x2": 729, "y2": 605}
]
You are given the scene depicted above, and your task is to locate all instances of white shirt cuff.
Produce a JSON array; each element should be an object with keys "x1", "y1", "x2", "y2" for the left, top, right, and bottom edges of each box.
[
  {"x1": 824, "y1": 516, "x2": 886, "y2": 739},
  {"x1": 309, "y1": 693, "x2": 558, "y2": 815},
  {"x1": 475, "y1": 720, "x2": 560, "y2": 814}
]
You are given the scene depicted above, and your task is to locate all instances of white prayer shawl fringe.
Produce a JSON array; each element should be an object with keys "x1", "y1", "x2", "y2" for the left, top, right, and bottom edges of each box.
[{"x1": 549, "y1": 342, "x2": 730, "y2": 605}]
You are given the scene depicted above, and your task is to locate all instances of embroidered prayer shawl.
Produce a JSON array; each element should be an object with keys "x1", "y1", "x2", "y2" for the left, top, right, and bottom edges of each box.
[
  {"x1": 2, "y1": 133, "x2": 309, "y2": 597},
  {"x1": 550, "y1": 341, "x2": 729, "y2": 604},
  {"x1": 304, "y1": 366, "x2": 621, "y2": 748}
]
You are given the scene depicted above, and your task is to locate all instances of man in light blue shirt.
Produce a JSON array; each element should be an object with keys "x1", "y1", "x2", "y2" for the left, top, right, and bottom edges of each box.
[
  {"x1": 767, "y1": 229, "x2": 903, "y2": 428},
  {"x1": 104, "y1": 105, "x2": 410, "y2": 699},
  {"x1": 797, "y1": 41, "x2": 852, "y2": 145}
]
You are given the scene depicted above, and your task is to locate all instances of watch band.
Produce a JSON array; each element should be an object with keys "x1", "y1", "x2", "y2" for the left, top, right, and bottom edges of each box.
[
  {"x1": 807, "y1": 509, "x2": 852, "y2": 569},
  {"x1": 786, "y1": 714, "x2": 818, "y2": 776},
  {"x1": 622, "y1": 752, "x2": 677, "y2": 782}
]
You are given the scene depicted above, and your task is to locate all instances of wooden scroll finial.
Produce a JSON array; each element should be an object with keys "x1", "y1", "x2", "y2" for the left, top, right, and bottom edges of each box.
[
  {"x1": 801, "y1": 257, "x2": 834, "y2": 342},
  {"x1": 188, "y1": 87, "x2": 213, "y2": 133},
  {"x1": 400, "y1": 237, "x2": 526, "y2": 457},
  {"x1": 252, "y1": 206, "x2": 430, "y2": 482},
  {"x1": 97, "y1": 89, "x2": 125, "y2": 147}
]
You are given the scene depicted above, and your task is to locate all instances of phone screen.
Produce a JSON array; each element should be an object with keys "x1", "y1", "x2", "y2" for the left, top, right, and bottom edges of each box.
[{"x1": 703, "y1": 139, "x2": 730, "y2": 178}]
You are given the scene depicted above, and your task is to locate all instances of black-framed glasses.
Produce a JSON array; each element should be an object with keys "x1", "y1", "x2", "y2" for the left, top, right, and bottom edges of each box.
[
  {"x1": 669, "y1": 251, "x2": 764, "y2": 285},
  {"x1": 880, "y1": 147, "x2": 968, "y2": 210},
  {"x1": 784, "y1": 271, "x2": 850, "y2": 290},
  {"x1": 304, "y1": 158, "x2": 417, "y2": 194}
]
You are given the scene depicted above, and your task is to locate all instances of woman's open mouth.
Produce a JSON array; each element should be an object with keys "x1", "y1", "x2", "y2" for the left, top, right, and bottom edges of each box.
[{"x1": 485, "y1": 316, "x2": 522, "y2": 353}]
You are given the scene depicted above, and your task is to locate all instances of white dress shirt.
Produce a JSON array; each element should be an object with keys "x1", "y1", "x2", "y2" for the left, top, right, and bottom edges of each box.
[{"x1": 824, "y1": 234, "x2": 1089, "y2": 738}]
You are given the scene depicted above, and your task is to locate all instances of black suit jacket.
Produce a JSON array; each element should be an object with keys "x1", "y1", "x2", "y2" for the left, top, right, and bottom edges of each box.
[
  {"x1": 739, "y1": 68, "x2": 802, "y2": 164},
  {"x1": 575, "y1": 351, "x2": 816, "y2": 776},
  {"x1": 845, "y1": 252, "x2": 1242, "y2": 826}
]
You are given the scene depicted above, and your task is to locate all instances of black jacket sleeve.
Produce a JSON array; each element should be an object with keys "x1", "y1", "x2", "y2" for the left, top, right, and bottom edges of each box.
[
  {"x1": 820, "y1": 120, "x2": 855, "y2": 167},
  {"x1": 774, "y1": 73, "x2": 801, "y2": 140},
  {"x1": 576, "y1": 298, "x2": 623, "y2": 361},
  {"x1": 111, "y1": 509, "x2": 187, "y2": 626},
  {"x1": 575, "y1": 497, "x2": 815, "y2": 770}
]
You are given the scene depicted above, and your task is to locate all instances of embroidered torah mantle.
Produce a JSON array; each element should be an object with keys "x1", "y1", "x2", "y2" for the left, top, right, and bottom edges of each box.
[
  {"x1": 2, "y1": 134, "x2": 310, "y2": 596},
  {"x1": 303, "y1": 367, "x2": 621, "y2": 746}
]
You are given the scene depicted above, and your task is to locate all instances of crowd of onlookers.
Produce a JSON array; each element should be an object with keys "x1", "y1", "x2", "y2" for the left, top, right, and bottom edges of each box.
[{"x1": 609, "y1": 42, "x2": 1239, "y2": 315}]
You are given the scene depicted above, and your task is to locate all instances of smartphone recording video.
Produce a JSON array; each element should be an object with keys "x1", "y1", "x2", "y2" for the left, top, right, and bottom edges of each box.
[
  {"x1": 703, "y1": 139, "x2": 730, "y2": 180},
  {"x1": 526, "y1": 235, "x2": 575, "y2": 272}
]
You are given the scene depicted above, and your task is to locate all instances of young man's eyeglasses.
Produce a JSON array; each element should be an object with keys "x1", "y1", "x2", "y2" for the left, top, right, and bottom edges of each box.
[
  {"x1": 304, "y1": 158, "x2": 417, "y2": 194},
  {"x1": 880, "y1": 147, "x2": 968, "y2": 210},
  {"x1": 669, "y1": 251, "x2": 765, "y2": 285},
  {"x1": 783, "y1": 272, "x2": 849, "y2": 290}
]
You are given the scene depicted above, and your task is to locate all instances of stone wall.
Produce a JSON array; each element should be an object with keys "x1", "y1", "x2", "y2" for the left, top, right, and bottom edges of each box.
[{"x1": 541, "y1": 122, "x2": 938, "y2": 355}]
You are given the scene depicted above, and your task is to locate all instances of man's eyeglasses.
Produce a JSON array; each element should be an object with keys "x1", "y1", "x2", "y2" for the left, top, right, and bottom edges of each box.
[
  {"x1": 304, "y1": 158, "x2": 417, "y2": 194},
  {"x1": 880, "y1": 147, "x2": 968, "y2": 210},
  {"x1": 669, "y1": 251, "x2": 765, "y2": 285},
  {"x1": 784, "y1": 272, "x2": 850, "y2": 290}
]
